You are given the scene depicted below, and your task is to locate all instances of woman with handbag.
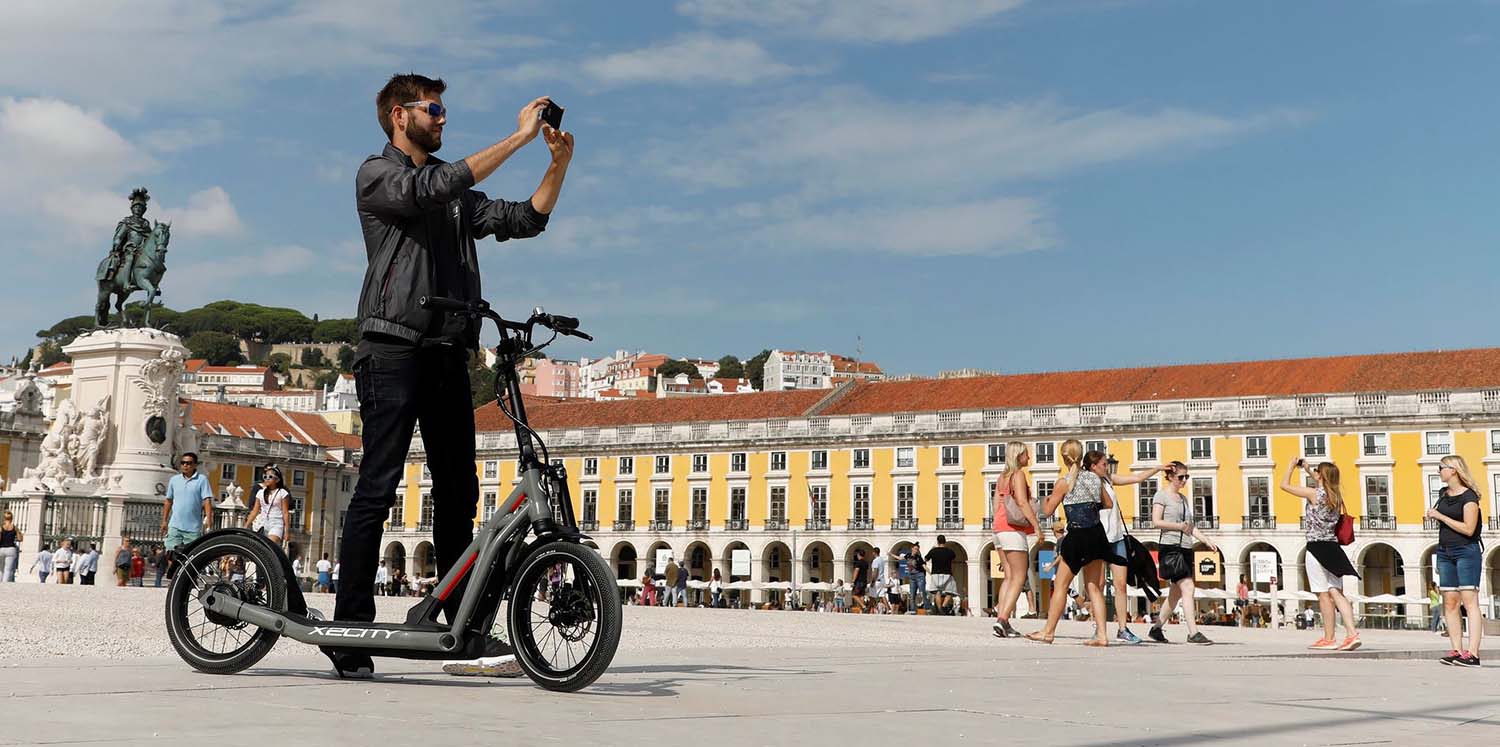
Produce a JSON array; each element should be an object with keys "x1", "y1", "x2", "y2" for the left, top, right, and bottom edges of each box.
[
  {"x1": 1025, "y1": 442, "x2": 1115, "y2": 646},
  {"x1": 992, "y1": 441, "x2": 1039, "y2": 638},
  {"x1": 1149, "y1": 461, "x2": 1218, "y2": 644},
  {"x1": 243, "y1": 464, "x2": 290, "y2": 547},
  {"x1": 1101, "y1": 461, "x2": 1168, "y2": 644},
  {"x1": 1280, "y1": 458, "x2": 1360, "y2": 651},
  {"x1": 1426, "y1": 454, "x2": 1484, "y2": 666}
]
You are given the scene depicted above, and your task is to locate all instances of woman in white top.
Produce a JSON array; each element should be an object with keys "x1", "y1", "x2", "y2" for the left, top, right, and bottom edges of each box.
[{"x1": 243, "y1": 464, "x2": 290, "y2": 547}]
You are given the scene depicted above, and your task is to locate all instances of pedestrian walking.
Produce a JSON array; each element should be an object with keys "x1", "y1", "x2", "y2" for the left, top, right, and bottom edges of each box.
[
  {"x1": 77, "y1": 544, "x2": 99, "y2": 585},
  {"x1": 907, "y1": 542, "x2": 927, "y2": 613},
  {"x1": 113, "y1": 541, "x2": 131, "y2": 586},
  {"x1": 1026, "y1": 442, "x2": 1113, "y2": 646},
  {"x1": 1, "y1": 510, "x2": 22, "y2": 582},
  {"x1": 1428, "y1": 583, "x2": 1444, "y2": 634},
  {"x1": 710, "y1": 568, "x2": 724, "y2": 608},
  {"x1": 664, "y1": 559, "x2": 681, "y2": 607},
  {"x1": 316, "y1": 553, "x2": 333, "y2": 593},
  {"x1": 1280, "y1": 458, "x2": 1361, "y2": 651},
  {"x1": 1148, "y1": 461, "x2": 1218, "y2": 645},
  {"x1": 152, "y1": 547, "x2": 166, "y2": 587},
  {"x1": 640, "y1": 569, "x2": 657, "y2": 606},
  {"x1": 129, "y1": 548, "x2": 146, "y2": 586},
  {"x1": 869, "y1": 547, "x2": 889, "y2": 613},
  {"x1": 31, "y1": 544, "x2": 53, "y2": 583},
  {"x1": 244, "y1": 464, "x2": 290, "y2": 547},
  {"x1": 850, "y1": 549, "x2": 869, "y2": 613},
  {"x1": 673, "y1": 560, "x2": 687, "y2": 606},
  {"x1": 992, "y1": 442, "x2": 1040, "y2": 638},
  {"x1": 1100, "y1": 461, "x2": 1167, "y2": 644},
  {"x1": 926, "y1": 536, "x2": 959, "y2": 615},
  {"x1": 1236, "y1": 576, "x2": 1250, "y2": 626},
  {"x1": 160, "y1": 452, "x2": 214, "y2": 578},
  {"x1": 1427, "y1": 454, "x2": 1484, "y2": 667},
  {"x1": 52, "y1": 539, "x2": 74, "y2": 585},
  {"x1": 375, "y1": 560, "x2": 390, "y2": 596},
  {"x1": 332, "y1": 561, "x2": 341, "y2": 594}
]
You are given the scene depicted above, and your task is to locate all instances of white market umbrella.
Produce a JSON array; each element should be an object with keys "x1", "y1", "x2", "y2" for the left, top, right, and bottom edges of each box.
[
  {"x1": 763, "y1": 581, "x2": 792, "y2": 590},
  {"x1": 725, "y1": 580, "x2": 755, "y2": 590},
  {"x1": 1360, "y1": 593, "x2": 1401, "y2": 605},
  {"x1": 1197, "y1": 588, "x2": 1227, "y2": 600},
  {"x1": 1397, "y1": 594, "x2": 1429, "y2": 606},
  {"x1": 802, "y1": 581, "x2": 833, "y2": 591},
  {"x1": 615, "y1": 579, "x2": 642, "y2": 588},
  {"x1": 687, "y1": 579, "x2": 709, "y2": 589},
  {"x1": 1291, "y1": 590, "x2": 1319, "y2": 601}
]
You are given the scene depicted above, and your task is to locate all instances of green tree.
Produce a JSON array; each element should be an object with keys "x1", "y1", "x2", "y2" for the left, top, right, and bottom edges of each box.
[
  {"x1": 300, "y1": 347, "x2": 326, "y2": 367},
  {"x1": 745, "y1": 349, "x2": 771, "y2": 391},
  {"x1": 656, "y1": 359, "x2": 702, "y2": 380},
  {"x1": 185, "y1": 331, "x2": 244, "y2": 365},
  {"x1": 312, "y1": 370, "x2": 341, "y2": 390},
  {"x1": 268, "y1": 353, "x2": 292, "y2": 375},
  {"x1": 18, "y1": 348, "x2": 33, "y2": 370},
  {"x1": 469, "y1": 353, "x2": 499, "y2": 408},
  {"x1": 716, "y1": 355, "x2": 744, "y2": 379},
  {"x1": 36, "y1": 340, "x2": 69, "y2": 367},
  {"x1": 337, "y1": 344, "x2": 355, "y2": 372},
  {"x1": 313, "y1": 318, "x2": 359, "y2": 344},
  {"x1": 35, "y1": 315, "x2": 96, "y2": 345}
]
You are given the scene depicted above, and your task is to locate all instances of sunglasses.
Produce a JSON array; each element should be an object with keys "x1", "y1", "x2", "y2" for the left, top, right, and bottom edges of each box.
[
  {"x1": 180, "y1": 460, "x2": 196, "y2": 466},
  {"x1": 402, "y1": 101, "x2": 446, "y2": 118}
]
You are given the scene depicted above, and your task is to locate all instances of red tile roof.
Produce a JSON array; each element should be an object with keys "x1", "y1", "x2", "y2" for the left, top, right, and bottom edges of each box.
[
  {"x1": 185, "y1": 359, "x2": 209, "y2": 373},
  {"x1": 188, "y1": 399, "x2": 356, "y2": 454},
  {"x1": 821, "y1": 347, "x2": 1500, "y2": 416},
  {"x1": 470, "y1": 347, "x2": 1500, "y2": 430}
]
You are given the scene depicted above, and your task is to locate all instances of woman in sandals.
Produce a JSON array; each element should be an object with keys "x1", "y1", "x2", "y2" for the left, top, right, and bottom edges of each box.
[
  {"x1": 243, "y1": 464, "x2": 290, "y2": 548},
  {"x1": 1025, "y1": 442, "x2": 1115, "y2": 646},
  {"x1": 1280, "y1": 458, "x2": 1360, "y2": 651},
  {"x1": 1148, "y1": 461, "x2": 1218, "y2": 645},
  {"x1": 1101, "y1": 459, "x2": 1168, "y2": 644},
  {"x1": 1426, "y1": 454, "x2": 1484, "y2": 666},
  {"x1": 992, "y1": 441, "x2": 1039, "y2": 638}
]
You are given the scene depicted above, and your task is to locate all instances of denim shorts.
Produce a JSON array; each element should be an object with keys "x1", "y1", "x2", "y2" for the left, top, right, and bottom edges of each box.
[
  {"x1": 164, "y1": 527, "x2": 201, "y2": 550},
  {"x1": 1435, "y1": 542, "x2": 1482, "y2": 591}
]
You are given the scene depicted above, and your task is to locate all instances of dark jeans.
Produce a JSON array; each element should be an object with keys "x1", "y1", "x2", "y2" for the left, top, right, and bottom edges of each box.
[
  {"x1": 80, "y1": 572, "x2": 94, "y2": 585},
  {"x1": 336, "y1": 346, "x2": 476, "y2": 624}
]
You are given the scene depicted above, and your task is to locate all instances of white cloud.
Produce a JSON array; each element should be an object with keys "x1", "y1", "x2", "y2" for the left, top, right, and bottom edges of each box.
[
  {"x1": 173, "y1": 245, "x2": 318, "y2": 302},
  {"x1": 140, "y1": 120, "x2": 226, "y2": 154},
  {"x1": 647, "y1": 89, "x2": 1306, "y2": 195},
  {"x1": 754, "y1": 197, "x2": 1055, "y2": 256},
  {"x1": 157, "y1": 187, "x2": 243, "y2": 237},
  {"x1": 580, "y1": 34, "x2": 801, "y2": 87},
  {"x1": 0, "y1": 1, "x2": 545, "y2": 114},
  {"x1": 677, "y1": 0, "x2": 1026, "y2": 43}
]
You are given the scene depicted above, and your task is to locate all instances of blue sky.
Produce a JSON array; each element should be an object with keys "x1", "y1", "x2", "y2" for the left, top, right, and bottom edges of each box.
[{"x1": 3, "y1": 1, "x2": 1497, "y2": 376}]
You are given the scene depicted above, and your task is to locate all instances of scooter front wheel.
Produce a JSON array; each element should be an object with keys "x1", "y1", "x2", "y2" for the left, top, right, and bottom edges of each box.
[
  {"x1": 165, "y1": 532, "x2": 287, "y2": 674},
  {"x1": 507, "y1": 540, "x2": 621, "y2": 692}
]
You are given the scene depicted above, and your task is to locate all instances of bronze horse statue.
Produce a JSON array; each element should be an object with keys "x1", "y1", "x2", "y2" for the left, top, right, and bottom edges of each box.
[{"x1": 95, "y1": 221, "x2": 171, "y2": 327}]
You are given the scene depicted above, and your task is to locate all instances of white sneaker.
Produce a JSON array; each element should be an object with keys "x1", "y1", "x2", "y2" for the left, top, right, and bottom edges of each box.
[{"x1": 442, "y1": 655, "x2": 523, "y2": 678}]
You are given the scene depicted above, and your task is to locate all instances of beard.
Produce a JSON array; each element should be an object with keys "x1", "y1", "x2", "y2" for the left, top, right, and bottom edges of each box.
[{"x1": 405, "y1": 116, "x2": 442, "y2": 153}]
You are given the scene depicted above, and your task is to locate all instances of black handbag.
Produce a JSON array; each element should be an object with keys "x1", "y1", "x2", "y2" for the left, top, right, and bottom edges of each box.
[{"x1": 1159, "y1": 547, "x2": 1190, "y2": 580}]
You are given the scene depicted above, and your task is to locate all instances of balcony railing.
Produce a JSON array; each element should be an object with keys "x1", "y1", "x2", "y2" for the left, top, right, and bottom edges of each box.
[
  {"x1": 612, "y1": 520, "x2": 635, "y2": 531},
  {"x1": 847, "y1": 518, "x2": 874, "y2": 530},
  {"x1": 417, "y1": 522, "x2": 433, "y2": 532},
  {"x1": 579, "y1": 520, "x2": 599, "y2": 532},
  {"x1": 687, "y1": 518, "x2": 709, "y2": 531},
  {"x1": 1243, "y1": 515, "x2": 1276, "y2": 530},
  {"x1": 1132, "y1": 517, "x2": 1155, "y2": 530},
  {"x1": 765, "y1": 518, "x2": 789, "y2": 531},
  {"x1": 387, "y1": 522, "x2": 406, "y2": 532},
  {"x1": 891, "y1": 517, "x2": 918, "y2": 531},
  {"x1": 804, "y1": 518, "x2": 831, "y2": 531},
  {"x1": 1194, "y1": 516, "x2": 1220, "y2": 530},
  {"x1": 726, "y1": 518, "x2": 748, "y2": 531},
  {"x1": 650, "y1": 519, "x2": 673, "y2": 531},
  {"x1": 936, "y1": 518, "x2": 964, "y2": 530},
  {"x1": 1422, "y1": 517, "x2": 1442, "y2": 531},
  {"x1": 1364, "y1": 516, "x2": 1398, "y2": 531},
  {"x1": 1491, "y1": 516, "x2": 1500, "y2": 531}
]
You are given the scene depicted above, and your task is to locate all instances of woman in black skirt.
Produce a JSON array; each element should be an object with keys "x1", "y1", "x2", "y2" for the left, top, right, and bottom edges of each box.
[{"x1": 1026, "y1": 442, "x2": 1116, "y2": 646}]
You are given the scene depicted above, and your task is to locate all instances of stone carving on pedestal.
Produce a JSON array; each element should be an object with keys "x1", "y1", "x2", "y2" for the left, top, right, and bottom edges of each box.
[
  {"x1": 16, "y1": 394, "x2": 112, "y2": 494},
  {"x1": 134, "y1": 348, "x2": 185, "y2": 445}
]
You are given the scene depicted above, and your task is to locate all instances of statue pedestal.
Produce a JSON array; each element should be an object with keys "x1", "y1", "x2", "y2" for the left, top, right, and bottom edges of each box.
[{"x1": 63, "y1": 328, "x2": 188, "y2": 499}]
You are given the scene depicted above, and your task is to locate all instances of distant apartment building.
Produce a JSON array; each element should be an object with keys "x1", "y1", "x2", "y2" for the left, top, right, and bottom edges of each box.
[
  {"x1": 831, "y1": 354, "x2": 885, "y2": 385},
  {"x1": 517, "y1": 357, "x2": 582, "y2": 398},
  {"x1": 763, "y1": 350, "x2": 832, "y2": 391},
  {"x1": 224, "y1": 388, "x2": 325, "y2": 412},
  {"x1": 180, "y1": 360, "x2": 278, "y2": 399}
]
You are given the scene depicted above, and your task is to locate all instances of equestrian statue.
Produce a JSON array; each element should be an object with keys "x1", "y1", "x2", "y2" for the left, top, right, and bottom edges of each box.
[{"x1": 95, "y1": 187, "x2": 172, "y2": 327}]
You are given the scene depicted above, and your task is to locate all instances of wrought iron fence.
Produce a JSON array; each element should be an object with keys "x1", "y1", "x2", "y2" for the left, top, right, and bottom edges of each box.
[
  {"x1": 43, "y1": 496, "x2": 107, "y2": 551},
  {"x1": 122, "y1": 500, "x2": 166, "y2": 547},
  {"x1": 0, "y1": 497, "x2": 29, "y2": 532},
  {"x1": 890, "y1": 517, "x2": 918, "y2": 531}
]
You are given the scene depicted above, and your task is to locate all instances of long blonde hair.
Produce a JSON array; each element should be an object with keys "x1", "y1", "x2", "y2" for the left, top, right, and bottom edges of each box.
[
  {"x1": 1440, "y1": 455, "x2": 1482, "y2": 497},
  {"x1": 1001, "y1": 441, "x2": 1029, "y2": 481},
  {"x1": 1059, "y1": 439, "x2": 1083, "y2": 470},
  {"x1": 1315, "y1": 462, "x2": 1343, "y2": 514}
]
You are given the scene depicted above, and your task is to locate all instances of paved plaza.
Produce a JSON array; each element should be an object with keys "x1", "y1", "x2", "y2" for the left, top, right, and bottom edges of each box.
[{"x1": 1, "y1": 584, "x2": 1496, "y2": 746}]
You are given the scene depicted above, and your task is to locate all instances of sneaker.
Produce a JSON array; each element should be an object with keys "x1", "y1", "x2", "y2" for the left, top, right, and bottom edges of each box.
[
  {"x1": 1308, "y1": 638, "x2": 1338, "y2": 650},
  {"x1": 479, "y1": 635, "x2": 514, "y2": 658},
  {"x1": 1440, "y1": 650, "x2": 1463, "y2": 665},
  {"x1": 992, "y1": 622, "x2": 1009, "y2": 638},
  {"x1": 1454, "y1": 652, "x2": 1482, "y2": 668},
  {"x1": 1000, "y1": 619, "x2": 1020, "y2": 638},
  {"x1": 1147, "y1": 625, "x2": 1168, "y2": 643},
  {"x1": 1336, "y1": 635, "x2": 1362, "y2": 652},
  {"x1": 1117, "y1": 628, "x2": 1143, "y2": 645},
  {"x1": 1186, "y1": 632, "x2": 1213, "y2": 645},
  {"x1": 443, "y1": 655, "x2": 524, "y2": 678},
  {"x1": 328, "y1": 652, "x2": 374, "y2": 680}
]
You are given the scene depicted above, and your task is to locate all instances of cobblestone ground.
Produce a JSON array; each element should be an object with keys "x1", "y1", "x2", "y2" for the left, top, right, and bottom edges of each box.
[{"x1": 2, "y1": 584, "x2": 1497, "y2": 746}]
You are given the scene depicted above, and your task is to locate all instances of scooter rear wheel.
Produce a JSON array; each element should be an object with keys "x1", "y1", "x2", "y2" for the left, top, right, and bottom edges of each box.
[
  {"x1": 165, "y1": 532, "x2": 287, "y2": 674},
  {"x1": 507, "y1": 540, "x2": 621, "y2": 692}
]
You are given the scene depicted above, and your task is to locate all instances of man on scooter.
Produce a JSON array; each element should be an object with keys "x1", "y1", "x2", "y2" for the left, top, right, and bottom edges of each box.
[{"x1": 332, "y1": 72, "x2": 574, "y2": 679}]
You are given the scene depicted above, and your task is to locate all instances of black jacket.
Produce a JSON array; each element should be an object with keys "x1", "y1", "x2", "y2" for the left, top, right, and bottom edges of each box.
[{"x1": 354, "y1": 143, "x2": 549, "y2": 349}]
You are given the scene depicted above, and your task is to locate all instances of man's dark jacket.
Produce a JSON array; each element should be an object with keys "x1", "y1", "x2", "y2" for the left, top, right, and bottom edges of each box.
[{"x1": 354, "y1": 143, "x2": 549, "y2": 349}]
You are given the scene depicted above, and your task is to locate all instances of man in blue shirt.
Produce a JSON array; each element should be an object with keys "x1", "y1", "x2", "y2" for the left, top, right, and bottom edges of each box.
[{"x1": 160, "y1": 452, "x2": 214, "y2": 552}]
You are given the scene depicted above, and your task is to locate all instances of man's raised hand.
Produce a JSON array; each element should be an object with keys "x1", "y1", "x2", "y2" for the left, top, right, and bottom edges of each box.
[
  {"x1": 515, "y1": 97, "x2": 550, "y2": 143},
  {"x1": 543, "y1": 125, "x2": 574, "y2": 167}
]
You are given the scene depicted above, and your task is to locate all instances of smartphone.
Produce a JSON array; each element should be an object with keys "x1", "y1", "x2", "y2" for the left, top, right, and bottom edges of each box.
[{"x1": 540, "y1": 100, "x2": 564, "y2": 130}]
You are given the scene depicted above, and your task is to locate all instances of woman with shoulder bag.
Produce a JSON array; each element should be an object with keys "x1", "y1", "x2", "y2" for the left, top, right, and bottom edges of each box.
[
  {"x1": 992, "y1": 442, "x2": 1039, "y2": 638},
  {"x1": 1149, "y1": 461, "x2": 1218, "y2": 644},
  {"x1": 1101, "y1": 460, "x2": 1167, "y2": 644},
  {"x1": 1025, "y1": 442, "x2": 1116, "y2": 646},
  {"x1": 1280, "y1": 458, "x2": 1360, "y2": 651},
  {"x1": 1426, "y1": 455, "x2": 1484, "y2": 667},
  {"x1": 243, "y1": 464, "x2": 290, "y2": 547}
]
